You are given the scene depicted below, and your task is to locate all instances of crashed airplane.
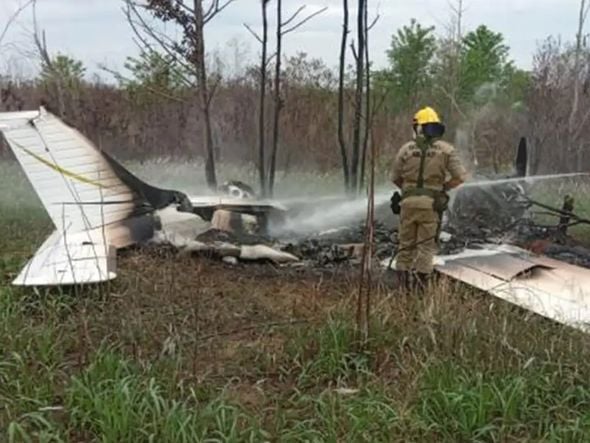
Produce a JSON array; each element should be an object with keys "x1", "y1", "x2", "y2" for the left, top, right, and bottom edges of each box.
[
  {"x1": 3, "y1": 108, "x2": 590, "y2": 334},
  {"x1": 0, "y1": 108, "x2": 293, "y2": 286}
]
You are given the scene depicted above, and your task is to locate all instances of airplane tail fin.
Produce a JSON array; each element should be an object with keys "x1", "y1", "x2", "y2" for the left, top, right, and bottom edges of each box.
[
  {"x1": 0, "y1": 108, "x2": 143, "y2": 233},
  {"x1": 0, "y1": 108, "x2": 161, "y2": 285}
]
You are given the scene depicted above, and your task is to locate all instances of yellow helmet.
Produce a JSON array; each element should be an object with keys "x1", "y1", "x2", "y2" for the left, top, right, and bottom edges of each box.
[{"x1": 413, "y1": 106, "x2": 441, "y2": 126}]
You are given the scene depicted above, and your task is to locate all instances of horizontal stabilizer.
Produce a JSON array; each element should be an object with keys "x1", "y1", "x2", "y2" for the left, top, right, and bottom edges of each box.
[{"x1": 14, "y1": 230, "x2": 116, "y2": 286}]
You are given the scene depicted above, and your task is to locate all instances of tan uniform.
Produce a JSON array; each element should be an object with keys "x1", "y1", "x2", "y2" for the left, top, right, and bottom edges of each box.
[{"x1": 391, "y1": 139, "x2": 467, "y2": 274}]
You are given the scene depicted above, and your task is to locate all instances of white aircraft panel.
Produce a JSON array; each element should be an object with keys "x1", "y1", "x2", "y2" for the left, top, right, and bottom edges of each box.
[
  {"x1": 14, "y1": 230, "x2": 116, "y2": 286},
  {"x1": 1, "y1": 109, "x2": 137, "y2": 232}
]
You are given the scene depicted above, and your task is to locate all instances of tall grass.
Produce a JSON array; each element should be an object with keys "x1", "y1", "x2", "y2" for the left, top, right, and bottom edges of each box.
[
  {"x1": 65, "y1": 350, "x2": 264, "y2": 443},
  {"x1": 277, "y1": 388, "x2": 399, "y2": 442},
  {"x1": 417, "y1": 362, "x2": 590, "y2": 441},
  {"x1": 287, "y1": 316, "x2": 372, "y2": 387}
]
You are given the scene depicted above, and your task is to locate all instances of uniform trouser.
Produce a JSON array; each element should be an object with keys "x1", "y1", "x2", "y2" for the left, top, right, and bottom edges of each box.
[{"x1": 395, "y1": 206, "x2": 440, "y2": 274}]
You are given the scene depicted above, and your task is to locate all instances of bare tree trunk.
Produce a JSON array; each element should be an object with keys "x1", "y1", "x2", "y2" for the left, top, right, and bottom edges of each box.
[
  {"x1": 338, "y1": 0, "x2": 350, "y2": 192},
  {"x1": 194, "y1": 0, "x2": 217, "y2": 190},
  {"x1": 246, "y1": 1, "x2": 325, "y2": 195},
  {"x1": 258, "y1": 0, "x2": 269, "y2": 196},
  {"x1": 350, "y1": 0, "x2": 366, "y2": 194},
  {"x1": 268, "y1": 0, "x2": 283, "y2": 197},
  {"x1": 359, "y1": 1, "x2": 370, "y2": 191}
]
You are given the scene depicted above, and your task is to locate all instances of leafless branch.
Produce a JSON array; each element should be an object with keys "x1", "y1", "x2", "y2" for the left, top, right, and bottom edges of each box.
[
  {"x1": 126, "y1": 2, "x2": 181, "y2": 53},
  {"x1": 350, "y1": 42, "x2": 358, "y2": 63},
  {"x1": 176, "y1": 0, "x2": 196, "y2": 15},
  {"x1": 123, "y1": 1, "x2": 195, "y2": 84},
  {"x1": 367, "y1": 13, "x2": 380, "y2": 31},
  {"x1": 125, "y1": 5, "x2": 169, "y2": 55},
  {"x1": 282, "y1": 6, "x2": 327, "y2": 35},
  {"x1": 266, "y1": 52, "x2": 277, "y2": 67},
  {"x1": 583, "y1": 0, "x2": 590, "y2": 22},
  {"x1": 244, "y1": 23, "x2": 263, "y2": 44},
  {"x1": 204, "y1": 0, "x2": 236, "y2": 24},
  {"x1": 435, "y1": 84, "x2": 467, "y2": 119},
  {"x1": 281, "y1": 5, "x2": 306, "y2": 27},
  {"x1": 0, "y1": 0, "x2": 34, "y2": 48},
  {"x1": 447, "y1": 0, "x2": 469, "y2": 18},
  {"x1": 31, "y1": 3, "x2": 52, "y2": 71}
]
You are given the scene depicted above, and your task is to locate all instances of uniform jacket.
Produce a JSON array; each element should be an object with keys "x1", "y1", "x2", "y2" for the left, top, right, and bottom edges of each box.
[{"x1": 391, "y1": 138, "x2": 467, "y2": 209}]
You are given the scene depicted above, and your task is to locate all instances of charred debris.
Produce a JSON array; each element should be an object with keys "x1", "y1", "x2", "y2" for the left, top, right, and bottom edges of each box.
[
  {"x1": 151, "y1": 137, "x2": 590, "y2": 271},
  {"x1": 151, "y1": 177, "x2": 590, "y2": 272}
]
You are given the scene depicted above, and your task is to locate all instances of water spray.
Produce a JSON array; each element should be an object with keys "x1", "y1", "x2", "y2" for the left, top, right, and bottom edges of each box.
[{"x1": 458, "y1": 172, "x2": 589, "y2": 189}]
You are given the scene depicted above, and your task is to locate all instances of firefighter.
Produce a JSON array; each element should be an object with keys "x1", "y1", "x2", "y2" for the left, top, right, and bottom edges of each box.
[{"x1": 390, "y1": 106, "x2": 467, "y2": 291}]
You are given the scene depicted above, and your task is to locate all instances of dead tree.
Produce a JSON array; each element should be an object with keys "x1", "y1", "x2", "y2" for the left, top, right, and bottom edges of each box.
[
  {"x1": 194, "y1": 0, "x2": 217, "y2": 189},
  {"x1": 268, "y1": 4, "x2": 326, "y2": 196},
  {"x1": 359, "y1": 8, "x2": 380, "y2": 190},
  {"x1": 350, "y1": 0, "x2": 366, "y2": 194},
  {"x1": 124, "y1": 0, "x2": 236, "y2": 190},
  {"x1": 246, "y1": 2, "x2": 326, "y2": 196},
  {"x1": 245, "y1": 0, "x2": 270, "y2": 196},
  {"x1": 0, "y1": 0, "x2": 34, "y2": 49},
  {"x1": 268, "y1": 0, "x2": 280, "y2": 197},
  {"x1": 338, "y1": 0, "x2": 351, "y2": 191},
  {"x1": 259, "y1": 1, "x2": 270, "y2": 196},
  {"x1": 338, "y1": 0, "x2": 377, "y2": 195}
]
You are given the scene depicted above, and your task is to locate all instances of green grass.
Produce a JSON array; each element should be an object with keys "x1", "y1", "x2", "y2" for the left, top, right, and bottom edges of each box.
[
  {"x1": 287, "y1": 315, "x2": 372, "y2": 386},
  {"x1": 3, "y1": 159, "x2": 590, "y2": 441},
  {"x1": 417, "y1": 362, "x2": 590, "y2": 441},
  {"x1": 65, "y1": 350, "x2": 265, "y2": 442}
]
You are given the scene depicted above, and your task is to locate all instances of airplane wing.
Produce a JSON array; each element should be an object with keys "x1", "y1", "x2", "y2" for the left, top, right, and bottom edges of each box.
[
  {"x1": 14, "y1": 229, "x2": 116, "y2": 286},
  {"x1": 435, "y1": 244, "x2": 590, "y2": 333}
]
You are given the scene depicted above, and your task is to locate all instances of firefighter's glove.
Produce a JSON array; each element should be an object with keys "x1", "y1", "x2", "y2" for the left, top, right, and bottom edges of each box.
[{"x1": 432, "y1": 192, "x2": 450, "y2": 214}]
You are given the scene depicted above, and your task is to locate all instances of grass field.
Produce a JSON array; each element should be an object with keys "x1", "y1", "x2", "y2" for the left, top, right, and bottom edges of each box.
[{"x1": 3, "y1": 161, "x2": 590, "y2": 442}]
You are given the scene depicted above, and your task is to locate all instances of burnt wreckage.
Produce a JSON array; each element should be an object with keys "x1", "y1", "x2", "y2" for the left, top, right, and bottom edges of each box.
[
  {"x1": 443, "y1": 138, "x2": 590, "y2": 267},
  {"x1": 2, "y1": 110, "x2": 590, "y2": 333}
]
